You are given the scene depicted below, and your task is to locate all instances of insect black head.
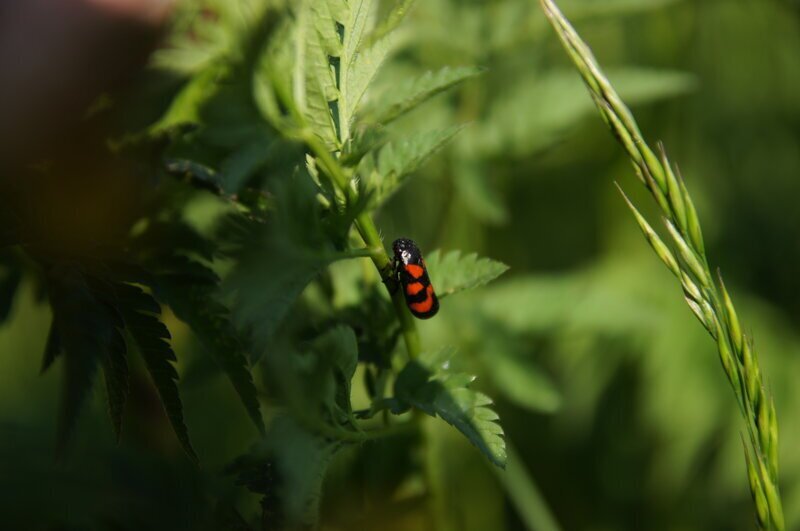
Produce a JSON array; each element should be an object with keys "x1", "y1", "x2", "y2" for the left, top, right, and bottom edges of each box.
[
  {"x1": 392, "y1": 238, "x2": 415, "y2": 253},
  {"x1": 392, "y1": 238, "x2": 420, "y2": 265}
]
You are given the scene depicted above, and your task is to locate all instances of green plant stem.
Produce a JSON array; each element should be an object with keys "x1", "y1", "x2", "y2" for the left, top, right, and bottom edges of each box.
[{"x1": 302, "y1": 130, "x2": 422, "y2": 360}]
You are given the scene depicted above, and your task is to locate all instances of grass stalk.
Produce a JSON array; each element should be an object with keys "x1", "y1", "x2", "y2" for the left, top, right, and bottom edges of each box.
[{"x1": 538, "y1": 1, "x2": 784, "y2": 528}]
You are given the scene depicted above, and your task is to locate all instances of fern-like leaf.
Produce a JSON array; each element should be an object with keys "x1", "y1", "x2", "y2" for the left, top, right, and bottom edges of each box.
[
  {"x1": 342, "y1": 34, "x2": 393, "y2": 135},
  {"x1": 425, "y1": 249, "x2": 509, "y2": 298},
  {"x1": 339, "y1": 0, "x2": 396, "y2": 141},
  {"x1": 365, "y1": 66, "x2": 484, "y2": 125},
  {"x1": 295, "y1": 1, "x2": 341, "y2": 148},
  {"x1": 118, "y1": 284, "x2": 198, "y2": 463},
  {"x1": 361, "y1": 126, "x2": 464, "y2": 207},
  {"x1": 394, "y1": 347, "x2": 506, "y2": 468}
]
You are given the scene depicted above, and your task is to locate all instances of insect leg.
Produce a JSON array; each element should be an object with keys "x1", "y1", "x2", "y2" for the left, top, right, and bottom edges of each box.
[{"x1": 381, "y1": 258, "x2": 400, "y2": 294}]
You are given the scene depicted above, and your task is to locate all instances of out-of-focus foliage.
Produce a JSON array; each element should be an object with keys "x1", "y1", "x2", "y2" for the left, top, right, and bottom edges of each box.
[{"x1": 0, "y1": 0, "x2": 798, "y2": 530}]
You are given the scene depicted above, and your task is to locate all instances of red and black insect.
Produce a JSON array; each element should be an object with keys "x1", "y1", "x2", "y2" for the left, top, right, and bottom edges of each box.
[{"x1": 390, "y1": 238, "x2": 439, "y2": 319}]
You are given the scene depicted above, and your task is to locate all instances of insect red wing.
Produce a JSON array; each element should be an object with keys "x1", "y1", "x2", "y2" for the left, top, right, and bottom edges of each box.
[
  {"x1": 408, "y1": 283, "x2": 439, "y2": 319},
  {"x1": 405, "y1": 281, "x2": 425, "y2": 296},
  {"x1": 404, "y1": 264, "x2": 425, "y2": 279}
]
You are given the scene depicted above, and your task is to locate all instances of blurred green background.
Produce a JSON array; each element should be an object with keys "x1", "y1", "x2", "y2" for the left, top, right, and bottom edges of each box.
[{"x1": 0, "y1": 0, "x2": 799, "y2": 529}]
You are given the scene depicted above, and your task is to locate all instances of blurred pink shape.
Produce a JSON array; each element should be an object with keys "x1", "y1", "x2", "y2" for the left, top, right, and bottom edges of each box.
[
  {"x1": 85, "y1": 0, "x2": 174, "y2": 24},
  {"x1": 0, "y1": 0, "x2": 175, "y2": 165}
]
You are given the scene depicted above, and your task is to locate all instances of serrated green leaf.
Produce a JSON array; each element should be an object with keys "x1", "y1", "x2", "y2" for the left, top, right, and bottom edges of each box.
[
  {"x1": 377, "y1": 127, "x2": 462, "y2": 175},
  {"x1": 366, "y1": 66, "x2": 483, "y2": 125},
  {"x1": 394, "y1": 347, "x2": 506, "y2": 468},
  {"x1": 339, "y1": 0, "x2": 396, "y2": 140},
  {"x1": 312, "y1": 1, "x2": 344, "y2": 57},
  {"x1": 342, "y1": 0, "x2": 376, "y2": 62},
  {"x1": 120, "y1": 285, "x2": 198, "y2": 463},
  {"x1": 361, "y1": 126, "x2": 464, "y2": 207},
  {"x1": 154, "y1": 257, "x2": 265, "y2": 436},
  {"x1": 343, "y1": 34, "x2": 393, "y2": 135},
  {"x1": 296, "y1": 1, "x2": 340, "y2": 148},
  {"x1": 426, "y1": 249, "x2": 509, "y2": 298},
  {"x1": 257, "y1": 0, "x2": 398, "y2": 146}
]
